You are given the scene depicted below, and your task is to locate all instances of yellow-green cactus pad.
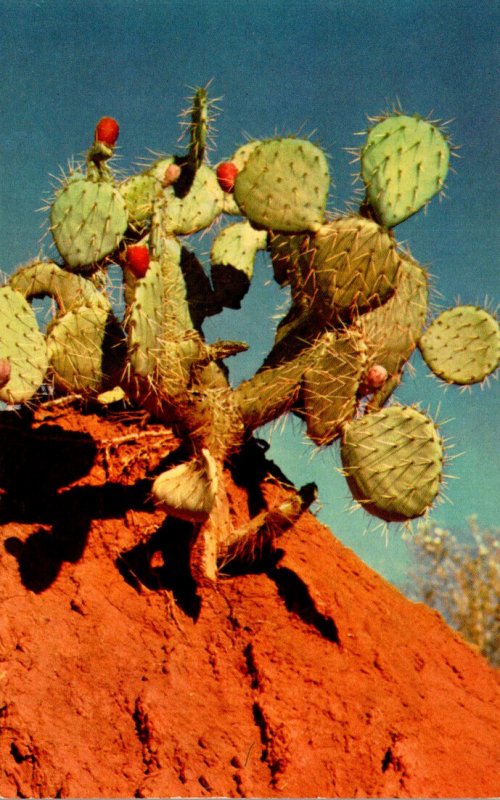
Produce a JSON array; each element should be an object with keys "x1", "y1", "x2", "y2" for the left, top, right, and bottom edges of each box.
[
  {"x1": 419, "y1": 305, "x2": 500, "y2": 384},
  {"x1": 0, "y1": 286, "x2": 48, "y2": 404},
  {"x1": 211, "y1": 221, "x2": 268, "y2": 309},
  {"x1": 361, "y1": 114, "x2": 450, "y2": 228},
  {"x1": 47, "y1": 303, "x2": 125, "y2": 394},
  {"x1": 50, "y1": 178, "x2": 128, "y2": 268},
  {"x1": 305, "y1": 216, "x2": 402, "y2": 323},
  {"x1": 300, "y1": 328, "x2": 367, "y2": 446},
  {"x1": 119, "y1": 172, "x2": 159, "y2": 229},
  {"x1": 9, "y1": 260, "x2": 110, "y2": 314},
  {"x1": 234, "y1": 138, "x2": 329, "y2": 232},
  {"x1": 158, "y1": 164, "x2": 224, "y2": 236},
  {"x1": 340, "y1": 405, "x2": 443, "y2": 522}
]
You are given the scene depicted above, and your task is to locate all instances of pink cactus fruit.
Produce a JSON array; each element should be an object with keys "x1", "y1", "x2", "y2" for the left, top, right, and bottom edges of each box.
[
  {"x1": 162, "y1": 163, "x2": 182, "y2": 187},
  {"x1": 0, "y1": 358, "x2": 11, "y2": 389},
  {"x1": 359, "y1": 364, "x2": 388, "y2": 395}
]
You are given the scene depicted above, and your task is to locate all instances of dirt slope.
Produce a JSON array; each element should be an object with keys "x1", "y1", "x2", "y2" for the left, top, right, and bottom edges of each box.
[{"x1": 0, "y1": 404, "x2": 498, "y2": 798}]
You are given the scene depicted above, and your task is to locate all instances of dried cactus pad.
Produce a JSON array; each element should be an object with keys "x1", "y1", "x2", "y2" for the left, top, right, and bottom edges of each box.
[
  {"x1": 50, "y1": 177, "x2": 128, "y2": 268},
  {"x1": 361, "y1": 115, "x2": 449, "y2": 228},
  {"x1": 0, "y1": 286, "x2": 48, "y2": 404},
  {"x1": 340, "y1": 405, "x2": 443, "y2": 522},
  {"x1": 234, "y1": 138, "x2": 329, "y2": 232},
  {"x1": 418, "y1": 305, "x2": 500, "y2": 384}
]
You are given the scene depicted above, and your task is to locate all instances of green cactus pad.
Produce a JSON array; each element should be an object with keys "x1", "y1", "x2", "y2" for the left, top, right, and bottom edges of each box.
[
  {"x1": 360, "y1": 255, "x2": 428, "y2": 406},
  {"x1": 418, "y1": 306, "x2": 500, "y2": 384},
  {"x1": 50, "y1": 178, "x2": 128, "y2": 268},
  {"x1": 211, "y1": 221, "x2": 268, "y2": 309},
  {"x1": 119, "y1": 172, "x2": 159, "y2": 229},
  {"x1": 0, "y1": 286, "x2": 48, "y2": 404},
  {"x1": 305, "y1": 216, "x2": 402, "y2": 323},
  {"x1": 46, "y1": 303, "x2": 125, "y2": 394},
  {"x1": 340, "y1": 405, "x2": 443, "y2": 522},
  {"x1": 221, "y1": 141, "x2": 262, "y2": 215},
  {"x1": 234, "y1": 138, "x2": 329, "y2": 232},
  {"x1": 158, "y1": 164, "x2": 224, "y2": 236},
  {"x1": 126, "y1": 257, "x2": 166, "y2": 377},
  {"x1": 361, "y1": 114, "x2": 450, "y2": 228},
  {"x1": 9, "y1": 259, "x2": 110, "y2": 314},
  {"x1": 300, "y1": 329, "x2": 367, "y2": 446},
  {"x1": 268, "y1": 231, "x2": 310, "y2": 288}
]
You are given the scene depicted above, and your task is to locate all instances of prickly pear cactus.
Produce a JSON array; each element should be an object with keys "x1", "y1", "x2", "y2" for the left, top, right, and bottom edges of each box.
[
  {"x1": 2, "y1": 86, "x2": 498, "y2": 585},
  {"x1": 360, "y1": 113, "x2": 450, "y2": 227},
  {"x1": 0, "y1": 286, "x2": 48, "y2": 404},
  {"x1": 418, "y1": 306, "x2": 500, "y2": 385}
]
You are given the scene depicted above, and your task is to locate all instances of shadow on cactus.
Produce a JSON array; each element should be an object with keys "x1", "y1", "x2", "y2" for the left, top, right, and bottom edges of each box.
[{"x1": 1, "y1": 88, "x2": 498, "y2": 585}]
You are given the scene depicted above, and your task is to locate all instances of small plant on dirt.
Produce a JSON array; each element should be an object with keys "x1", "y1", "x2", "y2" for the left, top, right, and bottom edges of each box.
[
  {"x1": 1, "y1": 87, "x2": 499, "y2": 583},
  {"x1": 404, "y1": 517, "x2": 500, "y2": 666}
]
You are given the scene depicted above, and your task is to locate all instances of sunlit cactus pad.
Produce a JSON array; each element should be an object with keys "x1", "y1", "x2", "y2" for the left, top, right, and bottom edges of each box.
[
  {"x1": 211, "y1": 221, "x2": 267, "y2": 308},
  {"x1": 234, "y1": 138, "x2": 329, "y2": 232},
  {"x1": 50, "y1": 178, "x2": 128, "y2": 268},
  {"x1": 47, "y1": 304, "x2": 124, "y2": 394},
  {"x1": 158, "y1": 165, "x2": 224, "y2": 235},
  {"x1": 340, "y1": 405, "x2": 443, "y2": 522},
  {"x1": 419, "y1": 305, "x2": 500, "y2": 385},
  {"x1": 305, "y1": 216, "x2": 402, "y2": 322},
  {"x1": 0, "y1": 286, "x2": 48, "y2": 404},
  {"x1": 361, "y1": 114, "x2": 450, "y2": 228},
  {"x1": 9, "y1": 259, "x2": 110, "y2": 314}
]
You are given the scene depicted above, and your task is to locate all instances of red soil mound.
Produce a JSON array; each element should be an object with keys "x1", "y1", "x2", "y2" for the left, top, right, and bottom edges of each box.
[{"x1": 0, "y1": 404, "x2": 498, "y2": 798}]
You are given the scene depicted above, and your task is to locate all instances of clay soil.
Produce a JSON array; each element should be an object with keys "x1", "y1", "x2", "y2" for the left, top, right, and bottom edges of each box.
[{"x1": 0, "y1": 401, "x2": 499, "y2": 798}]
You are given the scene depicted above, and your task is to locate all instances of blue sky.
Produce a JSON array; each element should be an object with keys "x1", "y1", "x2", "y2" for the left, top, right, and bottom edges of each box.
[{"x1": 1, "y1": 0, "x2": 498, "y2": 584}]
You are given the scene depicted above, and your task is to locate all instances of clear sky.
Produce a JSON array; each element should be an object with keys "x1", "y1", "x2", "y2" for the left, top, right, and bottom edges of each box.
[{"x1": 0, "y1": 0, "x2": 498, "y2": 585}]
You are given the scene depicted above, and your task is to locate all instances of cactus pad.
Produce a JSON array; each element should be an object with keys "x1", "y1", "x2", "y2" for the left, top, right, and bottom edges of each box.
[
  {"x1": 340, "y1": 405, "x2": 443, "y2": 522},
  {"x1": 360, "y1": 255, "x2": 428, "y2": 407},
  {"x1": 418, "y1": 305, "x2": 500, "y2": 384},
  {"x1": 304, "y1": 216, "x2": 402, "y2": 323},
  {"x1": 158, "y1": 164, "x2": 224, "y2": 235},
  {"x1": 126, "y1": 257, "x2": 166, "y2": 377},
  {"x1": 211, "y1": 221, "x2": 268, "y2": 309},
  {"x1": 361, "y1": 114, "x2": 450, "y2": 228},
  {"x1": 50, "y1": 178, "x2": 128, "y2": 268},
  {"x1": 234, "y1": 138, "x2": 329, "y2": 232},
  {"x1": 119, "y1": 172, "x2": 159, "y2": 230},
  {"x1": 300, "y1": 328, "x2": 367, "y2": 446},
  {"x1": 9, "y1": 259, "x2": 110, "y2": 314},
  {"x1": 0, "y1": 286, "x2": 48, "y2": 404},
  {"x1": 47, "y1": 303, "x2": 125, "y2": 394}
]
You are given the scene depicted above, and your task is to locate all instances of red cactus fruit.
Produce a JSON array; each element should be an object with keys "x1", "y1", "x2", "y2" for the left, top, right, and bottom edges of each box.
[
  {"x1": 216, "y1": 162, "x2": 238, "y2": 193},
  {"x1": 162, "y1": 163, "x2": 182, "y2": 187},
  {"x1": 0, "y1": 358, "x2": 11, "y2": 389},
  {"x1": 95, "y1": 117, "x2": 120, "y2": 147},
  {"x1": 125, "y1": 245, "x2": 150, "y2": 279}
]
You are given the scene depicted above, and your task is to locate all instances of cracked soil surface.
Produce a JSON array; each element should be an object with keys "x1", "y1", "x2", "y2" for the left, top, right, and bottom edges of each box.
[{"x1": 0, "y1": 403, "x2": 499, "y2": 797}]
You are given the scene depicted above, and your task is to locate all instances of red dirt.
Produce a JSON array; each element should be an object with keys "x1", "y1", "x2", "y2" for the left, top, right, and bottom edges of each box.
[{"x1": 0, "y1": 403, "x2": 499, "y2": 798}]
